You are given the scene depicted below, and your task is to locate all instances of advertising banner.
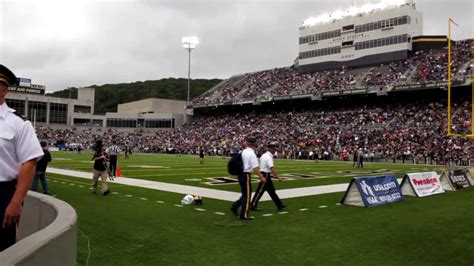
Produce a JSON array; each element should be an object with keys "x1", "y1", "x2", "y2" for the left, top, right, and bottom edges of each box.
[
  {"x1": 440, "y1": 169, "x2": 473, "y2": 191},
  {"x1": 341, "y1": 175, "x2": 403, "y2": 207},
  {"x1": 400, "y1": 172, "x2": 444, "y2": 197}
]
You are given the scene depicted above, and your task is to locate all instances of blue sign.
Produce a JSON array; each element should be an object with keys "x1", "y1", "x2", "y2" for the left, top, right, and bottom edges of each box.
[{"x1": 354, "y1": 175, "x2": 403, "y2": 207}]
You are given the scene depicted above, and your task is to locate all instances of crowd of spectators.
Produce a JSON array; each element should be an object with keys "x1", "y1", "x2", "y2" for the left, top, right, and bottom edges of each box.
[
  {"x1": 192, "y1": 40, "x2": 472, "y2": 106},
  {"x1": 37, "y1": 97, "x2": 473, "y2": 166}
]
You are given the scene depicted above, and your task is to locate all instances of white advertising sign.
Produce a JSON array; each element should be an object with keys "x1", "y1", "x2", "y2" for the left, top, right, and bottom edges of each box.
[{"x1": 401, "y1": 172, "x2": 444, "y2": 197}]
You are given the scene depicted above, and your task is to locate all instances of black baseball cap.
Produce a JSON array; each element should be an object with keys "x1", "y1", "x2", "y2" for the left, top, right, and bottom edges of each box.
[{"x1": 0, "y1": 65, "x2": 18, "y2": 86}]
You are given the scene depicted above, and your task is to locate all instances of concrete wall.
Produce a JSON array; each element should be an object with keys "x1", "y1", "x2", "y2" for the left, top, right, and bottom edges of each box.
[
  {"x1": 0, "y1": 192, "x2": 77, "y2": 266},
  {"x1": 117, "y1": 98, "x2": 187, "y2": 115}
]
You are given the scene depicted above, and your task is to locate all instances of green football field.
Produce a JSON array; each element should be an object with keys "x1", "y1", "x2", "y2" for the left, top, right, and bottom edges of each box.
[{"x1": 44, "y1": 152, "x2": 474, "y2": 265}]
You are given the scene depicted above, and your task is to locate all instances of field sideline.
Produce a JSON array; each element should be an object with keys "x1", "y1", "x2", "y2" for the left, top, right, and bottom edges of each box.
[{"x1": 44, "y1": 152, "x2": 474, "y2": 265}]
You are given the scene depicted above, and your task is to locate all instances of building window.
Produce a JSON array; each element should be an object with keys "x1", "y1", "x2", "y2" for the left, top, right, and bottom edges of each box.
[
  {"x1": 342, "y1": 25, "x2": 354, "y2": 31},
  {"x1": 74, "y1": 105, "x2": 92, "y2": 113},
  {"x1": 49, "y1": 103, "x2": 68, "y2": 124},
  {"x1": 106, "y1": 118, "x2": 137, "y2": 128},
  {"x1": 28, "y1": 101, "x2": 47, "y2": 123},
  {"x1": 5, "y1": 99, "x2": 25, "y2": 116}
]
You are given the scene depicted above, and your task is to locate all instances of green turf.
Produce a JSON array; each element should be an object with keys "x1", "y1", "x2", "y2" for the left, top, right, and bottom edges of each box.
[
  {"x1": 49, "y1": 151, "x2": 445, "y2": 192},
  {"x1": 41, "y1": 153, "x2": 474, "y2": 265},
  {"x1": 49, "y1": 174, "x2": 474, "y2": 265}
]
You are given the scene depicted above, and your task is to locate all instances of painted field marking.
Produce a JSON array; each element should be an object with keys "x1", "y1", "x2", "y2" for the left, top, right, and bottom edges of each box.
[
  {"x1": 156, "y1": 201, "x2": 165, "y2": 204},
  {"x1": 262, "y1": 213, "x2": 273, "y2": 217},
  {"x1": 125, "y1": 195, "x2": 133, "y2": 197},
  {"x1": 278, "y1": 211, "x2": 288, "y2": 215},
  {"x1": 299, "y1": 208, "x2": 309, "y2": 212},
  {"x1": 335, "y1": 203, "x2": 341, "y2": 206},
  {"x1": 52, "y1": 180, "x2": 58, "y2": 183},
  {"x1": 112, "y1": 192, "x2": 119, "y2": 195},
  {"x1": 214, "y1": 212, "x2": 226, "y2": 216},
  {"x1": 140, "y1": 197, "x2": 148, "y2": 201},
  {"x1": 61, "y1": 182, "x2": 66, "y2": 184},
  {"x1": 79, "y1": 185, "x2": 84, "y2": 188},
  {"x1": 318, "y1": 205, "x2": 328, "y2": 208},
  {"x1": 194, "y1": 208, "x2": 206, "y2": 212},
  {"x1": 174, "y1": 204, "x2": 183, "y2": 207},
  {"x1": 69, "y1": 183, "x2": 75, "y2": 186}
]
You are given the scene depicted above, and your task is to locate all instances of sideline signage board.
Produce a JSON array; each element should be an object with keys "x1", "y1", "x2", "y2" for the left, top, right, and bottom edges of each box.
[
  {"x1": 400, "y1": 172, "x2": 444, "y2": 197},
  {"x1": 439, "y1": 169, "x2": 473, "y2": 191},
  {"x1": 341, "y1": 175, "x2": 403, "y2": 207}
]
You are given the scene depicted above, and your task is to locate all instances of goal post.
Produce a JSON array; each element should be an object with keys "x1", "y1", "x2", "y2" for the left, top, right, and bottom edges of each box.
[{"x1": 447, "y1": 18, "x2": 474, "y2": 138}]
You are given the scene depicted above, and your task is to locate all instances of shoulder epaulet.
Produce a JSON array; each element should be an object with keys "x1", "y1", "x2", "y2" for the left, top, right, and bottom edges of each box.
[{"x1": 12, "y1": 111, "x2": 28, "y2": 121}]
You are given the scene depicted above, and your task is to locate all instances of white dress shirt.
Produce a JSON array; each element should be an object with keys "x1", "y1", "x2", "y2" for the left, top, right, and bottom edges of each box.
[
  {"x1": 0, "y1": 103, "x2": 44, "y2": 182},
  {"x1": 242, "y1": 147, "x2": 259, "y2": 173},
  {"x1": 260, "y1": 151, "x2": 274, "y2": 173}
]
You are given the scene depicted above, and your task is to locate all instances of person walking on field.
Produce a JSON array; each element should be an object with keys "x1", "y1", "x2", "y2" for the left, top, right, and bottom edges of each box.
[
  {"x1": 230, "y1": 137, "x2": 266, "y2": 220},
  {"x1": 250, "y1": 142, "x2": 286, "y2": 211},
  {"x1": 92, "y1": 140, "x2": 110, "y2": 195}
]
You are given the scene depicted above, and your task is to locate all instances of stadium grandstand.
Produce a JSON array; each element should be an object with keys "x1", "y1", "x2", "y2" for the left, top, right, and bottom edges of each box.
[{"x1": 13, "y1": 0, "x2": 474, "y2": 165}]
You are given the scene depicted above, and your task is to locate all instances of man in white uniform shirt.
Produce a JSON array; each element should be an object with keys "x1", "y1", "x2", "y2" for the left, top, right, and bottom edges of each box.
[
  {"x1": 230, "y1": 137, "x2": 265, "y2": 220},
  {"x1": 0, "y1": 65, "x2": 44, "y2": 251},
  {"x1": 250, "y1": 142, "x2": 286, "y2": 211}
]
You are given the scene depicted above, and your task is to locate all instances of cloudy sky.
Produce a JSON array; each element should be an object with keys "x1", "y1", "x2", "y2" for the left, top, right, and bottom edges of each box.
[{"x1": 0, "y1": 0, "x2": 472, "y2": 92}]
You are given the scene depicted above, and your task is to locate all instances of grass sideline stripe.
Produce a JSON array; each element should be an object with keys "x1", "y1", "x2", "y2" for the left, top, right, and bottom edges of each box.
[
  {"x1": 194, "y1": 208, "x2": 206, "y2": 212},
  {"x1": 299, "y1": 208, "x2": 309, "y2": 212},
  {"x1": 262, "y1": 213, "x2": 273, "y2": 217},
  {"x1": 319, "y1": 205, "x2": 328, "y2": 208},
  {"x1": 214, "y1": 212, "x2": 226, "y2": 216},
  {"x1": 174, "y1": 204, "x2": 183, "y2": 207}
]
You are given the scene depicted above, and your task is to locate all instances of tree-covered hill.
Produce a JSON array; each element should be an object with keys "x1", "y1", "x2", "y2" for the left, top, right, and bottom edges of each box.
[{"x1": 47, "y1": 78, "x2": 222, "y2": 114}]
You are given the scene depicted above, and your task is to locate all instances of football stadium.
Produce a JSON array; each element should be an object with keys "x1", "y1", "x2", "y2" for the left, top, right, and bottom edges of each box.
[{"x1": 0, "y1": 0, "x2": 473, "y2": 265}]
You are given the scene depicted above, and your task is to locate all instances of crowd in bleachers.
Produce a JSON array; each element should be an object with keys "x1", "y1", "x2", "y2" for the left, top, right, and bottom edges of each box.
[
  {"x1": 192, "y1": 40, "x2": 472, "y2": 106},
  {"x1": 37, "y1": 97, "x2": 473, "y2": 166}
]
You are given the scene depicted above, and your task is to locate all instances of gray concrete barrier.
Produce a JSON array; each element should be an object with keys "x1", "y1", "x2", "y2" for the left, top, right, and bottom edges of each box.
[{"x1": 0, "y1": 191, "x2": 77, "y2": 266}]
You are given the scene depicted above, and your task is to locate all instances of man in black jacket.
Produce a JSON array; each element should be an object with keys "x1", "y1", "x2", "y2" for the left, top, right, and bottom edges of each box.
[{"x1": 31, "y1": 141, "x2": 52, "y2": 194}]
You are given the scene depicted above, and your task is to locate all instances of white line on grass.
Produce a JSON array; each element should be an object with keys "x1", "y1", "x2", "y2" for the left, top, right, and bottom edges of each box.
[
  {"x1": 174, "y1": 204, "x2": 183, "y2": 207},
  {"x1": 318, "y1": 205, "x2": 328, "y2": 208},
  {"x1": 299, "y1": 208, "x2": 309, "y2": 212},
  {"x1": 156, "y1": 201, "x2": 164, "y2": 204},
  {"x1": 335, "y1": 203, "x2": 341, "y2": 206},
  {"x1": 79, "y1": 185, "x2": 84, "y2": 188},
  {"x1": 125, "y1": 195, "x2": 133, "y2": 197},
  {"x1": 278, "y1": 211, "x2": 288, "y2": 215},
  {"x1": 61, "y1": 182, "x2": 66, "y2": 184},
  {"x1": 262, "y1": 213, "x2": 273, "y2": 217},
  {"x1": 69, "y1": 183, "x2": 75, "y2": 186},
  {"x1": 112, "y1": 192, "x2": 119, "y2": 195},
  {"x1": 214, "y1": 212, "x2": 225, "y2": 216},
  {"x1": 78, "y1": 229, "x2": 91, "y2": 266},
  {"x1": 140, "y1": 198, "x2": 148, "y2": 201},
  {"x1": 194, "y1": 208, "x2": 206, "y2": 212}
]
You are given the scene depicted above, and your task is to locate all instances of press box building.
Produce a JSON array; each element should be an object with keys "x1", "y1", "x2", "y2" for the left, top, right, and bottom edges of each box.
[{"x1": 298, "y1": 0, "x2": 423, "y2": 72}]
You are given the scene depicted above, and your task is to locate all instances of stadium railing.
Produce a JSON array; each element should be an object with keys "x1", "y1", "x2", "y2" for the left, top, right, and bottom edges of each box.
[{"x1": 0, "y1": 191, "x2": 77, "y2": 266}]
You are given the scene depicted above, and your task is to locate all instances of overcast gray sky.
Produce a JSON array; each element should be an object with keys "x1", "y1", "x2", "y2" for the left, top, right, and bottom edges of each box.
[{"x1": 0, "y1": 0, "x2": 472, "y2": 92}]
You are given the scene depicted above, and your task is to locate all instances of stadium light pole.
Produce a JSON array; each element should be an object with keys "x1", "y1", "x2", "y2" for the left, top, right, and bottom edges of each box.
[{"x1": 182, "y1": 36, "x2": 199, "y2": 106}]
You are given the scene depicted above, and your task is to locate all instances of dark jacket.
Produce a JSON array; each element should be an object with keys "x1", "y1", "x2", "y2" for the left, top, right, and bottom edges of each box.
[{"x1": 36, "y1": 149, "x2": 51, "y2": 172}]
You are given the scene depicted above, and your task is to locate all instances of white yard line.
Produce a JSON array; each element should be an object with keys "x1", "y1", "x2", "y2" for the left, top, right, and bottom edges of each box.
[{"x1": 46, "y1": 167, "x2": 364, "y2": 202}]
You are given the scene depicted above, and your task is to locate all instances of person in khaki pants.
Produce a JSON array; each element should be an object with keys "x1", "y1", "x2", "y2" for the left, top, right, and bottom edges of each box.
[{"x1": 91, "y1": 140, "x2": 110, "y2": 195}]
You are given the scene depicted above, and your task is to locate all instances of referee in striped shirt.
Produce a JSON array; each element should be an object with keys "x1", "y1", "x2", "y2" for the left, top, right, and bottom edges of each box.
[{"x1": 107, "y1": 140, "x2": 119, "y2": 178}]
